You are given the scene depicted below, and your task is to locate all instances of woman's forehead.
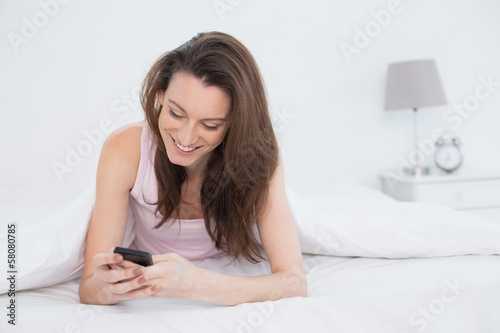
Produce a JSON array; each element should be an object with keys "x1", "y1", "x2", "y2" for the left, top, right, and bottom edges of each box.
[{"x1": 166, "y1": 72, "x2": 230, "y2": 119}]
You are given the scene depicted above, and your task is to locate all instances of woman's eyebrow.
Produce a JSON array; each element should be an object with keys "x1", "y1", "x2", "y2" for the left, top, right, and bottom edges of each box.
[
  {"x1": 168, "y1": 99, "x2": 188, "y2": 113},
  {"x1": 168, "y1": 99, "x2": 226, "y2": 122}
]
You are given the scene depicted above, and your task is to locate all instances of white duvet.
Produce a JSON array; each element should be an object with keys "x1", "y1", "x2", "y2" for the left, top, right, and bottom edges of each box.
[{"x1": 1, "y1": 181, "x2": 500, "y2": 332}]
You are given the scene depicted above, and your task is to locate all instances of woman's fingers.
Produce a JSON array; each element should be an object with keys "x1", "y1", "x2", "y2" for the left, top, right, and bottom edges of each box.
[
  {"x1": 93, "y1": 252, "x2": 123, "y2": 268},
  {"x1": 110, "y1": 260, "x2": 141, "y2": 271},
  {"x1": 106, "y1": 274, "x2": 150, "y2": 295},
  {"x1": 89, "y1": 249, "x2": 159, "y2": 302},
  {"x1": 93, "y1": 252, "x2": 144, "y2": 283},
  {"x1": 119, "y1": 284, "x2": 160, "y2": 300},
  {"x1": 109, "y1": 263, "x2": 125, "y2": 270},
  {"x1": 95, "y1": 265, "x2": 145, "y2": 284}
]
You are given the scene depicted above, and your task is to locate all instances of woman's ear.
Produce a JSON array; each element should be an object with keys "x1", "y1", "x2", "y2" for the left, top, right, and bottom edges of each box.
[{"x1": 156, "y1": 89, "x2": 165, "y2": 106}]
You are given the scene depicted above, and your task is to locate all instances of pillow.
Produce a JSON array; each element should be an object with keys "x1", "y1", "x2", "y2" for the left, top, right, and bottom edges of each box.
[
  {"x1": 285, "y1": 184, "x2": 500, "y2": 258},
  {"x1": 0, "y1": 181, "x2": 136, "y2": 294}
]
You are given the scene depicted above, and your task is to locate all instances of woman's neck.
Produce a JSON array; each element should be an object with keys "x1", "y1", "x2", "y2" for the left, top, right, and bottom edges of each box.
[{"x1": 184, "y1": 168, "x2": 205, "y2": 188}]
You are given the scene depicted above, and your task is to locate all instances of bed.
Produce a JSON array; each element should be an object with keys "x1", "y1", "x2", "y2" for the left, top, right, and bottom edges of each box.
[{"x1": 1, "y1": 181, "x2": 500, "y2": 332}]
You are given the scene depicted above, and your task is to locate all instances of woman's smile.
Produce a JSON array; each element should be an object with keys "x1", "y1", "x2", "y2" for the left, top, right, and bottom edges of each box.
[{"x1": 171, "y1": 136, "x2": 201, "y2": 155}]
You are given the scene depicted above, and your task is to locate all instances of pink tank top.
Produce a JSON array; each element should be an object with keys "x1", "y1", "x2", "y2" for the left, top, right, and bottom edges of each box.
[{"x1": 129, "y1": 123, "x2": 225, "y2": 260}]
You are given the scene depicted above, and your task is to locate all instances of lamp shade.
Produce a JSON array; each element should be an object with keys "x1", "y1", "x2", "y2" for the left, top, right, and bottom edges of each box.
[{"x1": 384, "y1": 59, "x2": 447, "y2": 110}]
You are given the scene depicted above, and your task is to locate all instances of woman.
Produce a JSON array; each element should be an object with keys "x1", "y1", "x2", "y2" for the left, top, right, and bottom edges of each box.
[{"x1": 78, "y1": 31, "x2": 307, "y2": 305}]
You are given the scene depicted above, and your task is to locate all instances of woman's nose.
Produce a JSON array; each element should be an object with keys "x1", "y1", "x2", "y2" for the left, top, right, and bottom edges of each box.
[{"x1": 177, "y1": 123, "x2": 198, "y2": 146}]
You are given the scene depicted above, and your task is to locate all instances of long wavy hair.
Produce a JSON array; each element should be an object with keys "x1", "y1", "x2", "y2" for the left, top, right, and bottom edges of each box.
[{"x1": 140, "y1": 32, "x2": 279, "y2": 263}]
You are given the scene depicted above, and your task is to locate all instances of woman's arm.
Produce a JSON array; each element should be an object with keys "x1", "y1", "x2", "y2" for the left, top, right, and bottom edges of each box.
[
  {"x1": 78, "y1": 122, "x2": 156, "y2": 305},
  {"x1": 143, "y1": 155, "x2": 307, "y2": 305}
]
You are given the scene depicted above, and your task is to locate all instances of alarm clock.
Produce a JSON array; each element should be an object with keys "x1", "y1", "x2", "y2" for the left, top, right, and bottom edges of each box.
[{"x1": 434, "y1": 132, "x2": 463, "y2": 173}]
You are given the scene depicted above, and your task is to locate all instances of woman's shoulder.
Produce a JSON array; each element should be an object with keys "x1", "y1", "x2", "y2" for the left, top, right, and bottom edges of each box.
[
  {"x1": 98, "y1": 120, "x2": 145, "y2": 191},
  {"x1": 104, "y1": 120, "x2": 144, "y2": 156},
  {"x1": 106, "y1": 120, "x2": 144, "y2": 144}
]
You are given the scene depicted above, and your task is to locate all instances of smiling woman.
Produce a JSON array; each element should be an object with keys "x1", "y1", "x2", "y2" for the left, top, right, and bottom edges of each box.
[{"x1": 78, "y1": 31, "x2": 307, "y2": 306}]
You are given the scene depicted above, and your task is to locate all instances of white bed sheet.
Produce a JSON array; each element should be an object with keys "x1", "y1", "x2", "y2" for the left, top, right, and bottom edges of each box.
[
  {"x1": 1, "y1": 181, "x2": 500, "y2": 332},
  {"x1": 1, "y1": 253, "x2": 499, "y2": 332}
]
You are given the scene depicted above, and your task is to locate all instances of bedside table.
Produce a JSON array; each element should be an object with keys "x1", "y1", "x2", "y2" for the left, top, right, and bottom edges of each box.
[{"x1": 380, "y1": 166, "x2": 500, "y2": 223}]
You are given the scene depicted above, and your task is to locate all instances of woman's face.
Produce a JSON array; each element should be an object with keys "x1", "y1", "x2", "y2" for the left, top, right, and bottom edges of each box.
[{"x1": 157, "y1": 72, "x2": 230, "y2": 175}]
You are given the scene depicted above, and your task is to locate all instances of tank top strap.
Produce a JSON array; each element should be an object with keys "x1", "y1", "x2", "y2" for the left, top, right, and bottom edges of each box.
[{"x1": 130, "y1": 122, "x2": 157, "y2": 201}]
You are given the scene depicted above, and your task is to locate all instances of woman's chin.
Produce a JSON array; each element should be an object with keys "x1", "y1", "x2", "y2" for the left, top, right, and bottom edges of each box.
[{"x1": 166, "y1": 152, "x2": 202, "y2": 171}]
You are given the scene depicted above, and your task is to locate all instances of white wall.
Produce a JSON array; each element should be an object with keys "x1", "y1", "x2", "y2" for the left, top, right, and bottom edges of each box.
[{"x1": 1, "y1": 0, "x2": 500, "y2": 202}]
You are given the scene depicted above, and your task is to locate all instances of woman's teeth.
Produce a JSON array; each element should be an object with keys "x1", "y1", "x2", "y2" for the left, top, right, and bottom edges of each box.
[{"x1": 175, "y1": 141, "x2": 196, "y2": 152}]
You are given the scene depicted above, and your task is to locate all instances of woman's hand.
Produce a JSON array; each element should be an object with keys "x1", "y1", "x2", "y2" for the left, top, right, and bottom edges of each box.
[
  {"x1": 92, "y1": 248, "x2": 159, "y2": 303},
  {"x1": 143, "y1": 253, "x2": 204, "y2": 301}
]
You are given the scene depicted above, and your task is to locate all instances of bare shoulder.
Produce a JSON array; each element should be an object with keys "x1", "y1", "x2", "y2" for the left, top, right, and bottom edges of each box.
[
  {"x1": 103, "y1": 120, "x2": 144, "y2": 163},
  {"x1": 97, "y1": 120, "x2": 145, "y2": 192},
  {"x1": 105, "y1": 120, "x2": 144, "y2": 149}
]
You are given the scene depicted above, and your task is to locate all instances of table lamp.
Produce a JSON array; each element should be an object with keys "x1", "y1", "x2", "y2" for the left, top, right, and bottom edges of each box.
[{"x1": 384, "y1": 59, "x2": 448, "y2": 177}]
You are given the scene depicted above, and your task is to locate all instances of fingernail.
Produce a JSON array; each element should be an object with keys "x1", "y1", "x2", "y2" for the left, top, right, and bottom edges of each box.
[
  {"x1": 133, "y1": 268, "x2": 143, "y2": 276},
  {"x1": 139, "y1": 276, "x2": 147, "y2": 284},
  {"x1": 152, "y1": 285, "x2": 160, "y2": 292}
]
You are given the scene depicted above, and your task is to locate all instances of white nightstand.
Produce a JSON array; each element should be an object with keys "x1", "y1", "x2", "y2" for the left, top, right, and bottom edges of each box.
[{"x1": 380, "y1": 166, "x2": 500, "y2": 223}]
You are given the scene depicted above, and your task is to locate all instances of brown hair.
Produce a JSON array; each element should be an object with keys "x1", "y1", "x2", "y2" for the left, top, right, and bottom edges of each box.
[{"x1": 140, "y1": 32, "x2": 279, "y2": 263}]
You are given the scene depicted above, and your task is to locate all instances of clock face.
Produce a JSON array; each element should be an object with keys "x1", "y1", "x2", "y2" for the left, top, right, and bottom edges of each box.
[{"x1": 435, "y1": 145, "x2": 462, "y2": 172}]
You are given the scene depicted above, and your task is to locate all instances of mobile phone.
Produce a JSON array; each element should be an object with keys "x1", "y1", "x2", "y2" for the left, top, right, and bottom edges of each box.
[{"x1": 113, "y1": 247, "x2": 153, "y2": 267}]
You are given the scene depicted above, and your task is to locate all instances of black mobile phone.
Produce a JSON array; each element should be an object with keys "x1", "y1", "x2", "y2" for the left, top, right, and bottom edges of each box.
[{"x1": 113, "y1": 247, "x2": 153, "y2": 267}]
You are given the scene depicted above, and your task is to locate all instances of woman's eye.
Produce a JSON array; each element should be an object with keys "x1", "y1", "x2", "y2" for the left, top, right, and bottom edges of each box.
[
  {"x1": 203, "y1": 124, "x2": 220, "y2": 131},
  {"x1": 169, "y1": 108, "x2": 220, "y2": 130},
  {"x1": 169, "y1": 109, "x2": 183, "y2": 119}
]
